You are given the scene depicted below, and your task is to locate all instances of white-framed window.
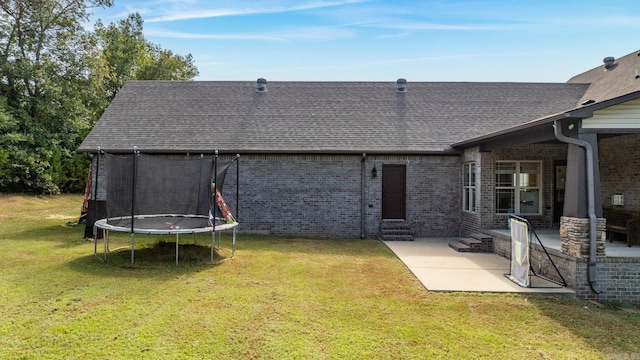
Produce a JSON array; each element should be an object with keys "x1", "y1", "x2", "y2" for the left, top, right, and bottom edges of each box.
[
  {"x1": 495, "y1": 161, "x2": 542, "y2": 215},
  {"x1": 463, "y1": 162, "x2": 476, "y2": 212}
]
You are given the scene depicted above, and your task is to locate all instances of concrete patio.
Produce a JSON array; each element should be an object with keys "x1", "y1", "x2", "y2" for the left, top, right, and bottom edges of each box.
[
  {"x1": 383, "y1": 237, "x2": 575, "y2": 294},
  {"x1": 384, "y1": 229, "x2": 640, "y2": 294}
]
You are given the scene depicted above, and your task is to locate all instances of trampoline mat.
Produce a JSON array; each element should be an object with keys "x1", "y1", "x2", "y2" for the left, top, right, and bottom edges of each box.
[{"x1": 112, "y1": 215, "x2": 210, "y2": 230}]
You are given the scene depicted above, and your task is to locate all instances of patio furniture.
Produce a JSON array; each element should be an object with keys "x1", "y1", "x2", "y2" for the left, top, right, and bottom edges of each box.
[{"x1": 604, "y1": 207, "x2": 640, "y2": 247}]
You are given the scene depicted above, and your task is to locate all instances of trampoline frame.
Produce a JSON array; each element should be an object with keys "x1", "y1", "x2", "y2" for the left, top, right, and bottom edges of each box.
[
  {"x1": 91, "y1": 148, "x2": 240, "y2": 265},
  {"x1": 94, "y1": 214, "x2": 238, "y2": 265}
]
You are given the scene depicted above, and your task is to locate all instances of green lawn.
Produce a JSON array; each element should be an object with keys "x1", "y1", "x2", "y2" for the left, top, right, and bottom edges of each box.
[{"x1": 1, "y1": 195, "x2": 640, "y2": 359}]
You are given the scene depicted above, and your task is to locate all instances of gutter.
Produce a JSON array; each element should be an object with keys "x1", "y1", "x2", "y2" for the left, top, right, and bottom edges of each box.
[
  {"x1": 77, "y1": 148, "x2": 462, "y2": 156},
  {"x1": 360, "y1": 153, "x2": 367, "y2": 239},
  {"x1": 552, "y1": 120, "x2": 602, "y2": 294}
]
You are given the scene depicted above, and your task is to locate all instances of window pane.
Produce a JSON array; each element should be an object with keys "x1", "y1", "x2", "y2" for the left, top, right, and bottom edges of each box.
[
  {"x1": 464, "y1": 189, "x2": 470, "y2": 210},
  {"x1": 464, "y1": 164, "x2": 470, "y2": 186},
  {"x1": 470, "y1": 164, "x2": 476, "y2": 186},
  {"x1": 496, "y1": 189, "x2": 514, "y2": 213},
  {"x1": 520, "y1": 188, "x2": 540, "y2": 214},
  {"x1": 495, "y1": 162, "x2": 515, "y2": 187},
  {"x1": 463, "y1": 163, "x2": 476, "y2": 212},
  {"x1": 519, "y1": 162, "x2": 540, "y2": 187}
]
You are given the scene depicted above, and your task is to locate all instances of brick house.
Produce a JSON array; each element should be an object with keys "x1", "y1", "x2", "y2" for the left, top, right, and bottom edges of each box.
[{"x1": 79, "y1": 50, "x2": 640, "y2": 303}]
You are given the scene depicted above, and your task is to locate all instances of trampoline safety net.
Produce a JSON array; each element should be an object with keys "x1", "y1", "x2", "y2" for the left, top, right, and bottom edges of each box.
[{"x1": 105, "y1": 153, "x2": 234, "y2": 230}]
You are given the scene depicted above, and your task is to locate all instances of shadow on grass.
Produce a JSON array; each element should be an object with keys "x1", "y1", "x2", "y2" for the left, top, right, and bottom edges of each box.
[
  {"x1": 67, "y1": 235, "x2": 394, "y2": 279},
  {"x1": 2, "y1": 222, "x2": 88, "y2": 247},
  {"x1": 526, "y1": 295, "x2": 640, "y2": 356},
  {"x1": 67, "y1": 241, "x2": 232, "y2": 278}
]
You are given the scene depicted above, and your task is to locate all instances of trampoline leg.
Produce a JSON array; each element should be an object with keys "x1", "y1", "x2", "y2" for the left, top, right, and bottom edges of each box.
[
  {"x1": 232, "y1": 227, "x2": 236, "y2": 257},
  {"x1": 210, "y1": 231, "x2": 215, "y2": 263},
  {"x1": 176, "y1": 234, "x2": 179, "y2": 266},
  {"x1": 103, "y1": 230, "x2": 108, "y2": 262},
  {"x1": 93, "y1": 224, "x2": 97, "y2": 256},
  {"x1": 130, "y1": 233, "x2": 135, "y2": 265}
]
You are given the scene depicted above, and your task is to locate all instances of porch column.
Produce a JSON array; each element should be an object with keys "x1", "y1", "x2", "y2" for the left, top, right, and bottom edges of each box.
[
  {"x1": 559, "y1": 130, "x2": 605, "y2": 258},
  {"x1": 563, "y1": 132, "x2": 602, "y2": 218}
]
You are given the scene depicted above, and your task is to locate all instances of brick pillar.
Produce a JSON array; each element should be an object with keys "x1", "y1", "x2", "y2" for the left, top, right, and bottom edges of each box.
[{"x1": 559, "y1": 216, "x2": 606, "y2": 258}]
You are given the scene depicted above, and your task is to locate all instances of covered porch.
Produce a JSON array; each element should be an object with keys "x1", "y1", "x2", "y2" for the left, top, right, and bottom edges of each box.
[{"x1": 453, "y1": 92, "x2": 640, "y2": 303}]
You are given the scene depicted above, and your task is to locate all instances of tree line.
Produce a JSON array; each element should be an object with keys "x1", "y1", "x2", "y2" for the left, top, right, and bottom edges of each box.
[{"x1": 0, "y1": 1, "x2": 198, "y2": 193}]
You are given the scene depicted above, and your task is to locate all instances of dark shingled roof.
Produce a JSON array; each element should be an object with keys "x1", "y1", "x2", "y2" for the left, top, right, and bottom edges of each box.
[
  {"x1": 78, "y1": 80, "x2": 589, "y2": 154},
  {"x1": 568, "y1": 50, "x2": 640, "y2": 105}
]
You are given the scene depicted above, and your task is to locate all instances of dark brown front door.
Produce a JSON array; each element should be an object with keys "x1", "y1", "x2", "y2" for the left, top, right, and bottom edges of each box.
[{"x1": 382, "y1": 164, "x2": 406, "y2": 219}]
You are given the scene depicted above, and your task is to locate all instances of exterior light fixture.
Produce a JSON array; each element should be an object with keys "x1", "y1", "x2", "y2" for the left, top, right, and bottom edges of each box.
[{"x1": 372, "y1": 166, "x2": 377, "y2": 178}]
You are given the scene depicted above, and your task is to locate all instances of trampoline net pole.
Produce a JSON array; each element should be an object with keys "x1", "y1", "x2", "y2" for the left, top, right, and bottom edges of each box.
[
  {"x1": 213, "y1": 151, "x2": 218, "y2": 262},
  {"x1": 214, "y1": 150, "x2": 218, "y2": 225},
  {"x1": 93, "y1": 147, "x2": 100, "y2": 257},
  {"x1": 236, "y1": 154, "x2": 240, "y2": 222},
  {"x1": 131, "y1": 147, "x2": 137, "y2": 236},
  {"x1": 130, "y1": 147, "x2": 138, "y2": 265}
]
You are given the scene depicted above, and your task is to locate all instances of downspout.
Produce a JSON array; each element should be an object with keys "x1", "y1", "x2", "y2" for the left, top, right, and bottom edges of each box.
[
  {"x1": 361, "y1": 153, "x2": 367, "y2": 239},
  {"x1": 553, "y1": 120, "x2": 602, "y2": 294}
]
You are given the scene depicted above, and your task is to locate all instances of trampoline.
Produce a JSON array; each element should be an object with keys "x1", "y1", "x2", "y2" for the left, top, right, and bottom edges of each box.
[
  {"x1": 90, "y1": 148, "x2": 240, "y2": 265},
  {"x1": 94, "y1": 215, "x2": 238, "y2": 265}
]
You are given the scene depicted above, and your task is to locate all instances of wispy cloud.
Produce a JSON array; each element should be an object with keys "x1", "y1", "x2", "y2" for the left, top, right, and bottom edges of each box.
[
  {"x1": 146, "y1": 26, "x2": 354, "y2": 42},
  {"x1": 365, "y1": 20, "x2": 533, "y2": 32},
  {"x1": 146, "y1": 28, "x2": 288, "y2": 41},
  {"x1": 145, "y1": 0, "x2": 370, "y2": 23},
  {"x1": 374, "y1": 32, "x2": 411, "y2": 40}
]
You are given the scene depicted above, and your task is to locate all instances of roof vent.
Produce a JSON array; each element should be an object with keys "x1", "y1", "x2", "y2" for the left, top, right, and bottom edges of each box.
[
  {"x1": 581, "y1": 99, "x2": 595, "y2": 106},
  {"x1": 396, "y1": 78, "x2": 407, "y2": 92},
  {"x1": 603, "y1": 56, "x2": 616, "y2": 70},
  {"x1": 256, "y1": 78, "x2": 267, "y2": 92},
  {"x1": 636, "y1": 70, "x2": 640, "y2": 79}
]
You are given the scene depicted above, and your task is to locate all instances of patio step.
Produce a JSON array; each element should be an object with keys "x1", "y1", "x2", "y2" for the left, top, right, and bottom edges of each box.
[
  {"x1": 449, "y1": 233, "x2": 494, "y2": 253},
  {"x1": 379, "y1": 221, "x2": 414, "y2": 241},
  {"x1": 448, "y1": 242, "x2": 471, "y2": 252}
]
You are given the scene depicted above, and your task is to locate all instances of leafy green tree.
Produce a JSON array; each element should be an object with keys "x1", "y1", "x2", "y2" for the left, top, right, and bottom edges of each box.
[
  {"x1": 0, "y1": 3, "x2": 197, "y2": 193},
  {"x1": 95, "y1": 12, "x2": 198, "y2": 102},
  {"x1": 94, "y1": 12, "x2": 147, "y2": 101},
  {"x1": 0, "y1": 0, "x2": 114, "y2": 193},
  {"x1": 137, "y1": 45, "x2": 197, "y2": 81}
]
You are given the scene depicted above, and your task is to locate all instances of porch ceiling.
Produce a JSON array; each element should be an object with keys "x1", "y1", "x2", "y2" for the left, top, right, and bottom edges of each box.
[{"x1": 452, "y1": 114, "x2": 564, "y2": 151}]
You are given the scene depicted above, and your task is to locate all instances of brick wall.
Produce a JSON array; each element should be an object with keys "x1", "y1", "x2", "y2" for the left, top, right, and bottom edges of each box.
[
  {"x1": 460, "y1": 144, "x2": 567, "y2": 236},
  {"x1": 93, "y1": 153, "x2": 460, "y2": 239},
  {"x1": 365, "y1": 155, "x2": 460, "y2": 238},
  {"x1": 490, "y1": 230, "x2": 640, "y2": 304},
  {"x1": 599, "y1": 134, "x2": 640, "y2": 211},
  {"x1": 588, "y1": 258, "x2": 640, "y2": 303},
  {"x1": 530, "y1": 250, "x2": 640, "y2": 304}
]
